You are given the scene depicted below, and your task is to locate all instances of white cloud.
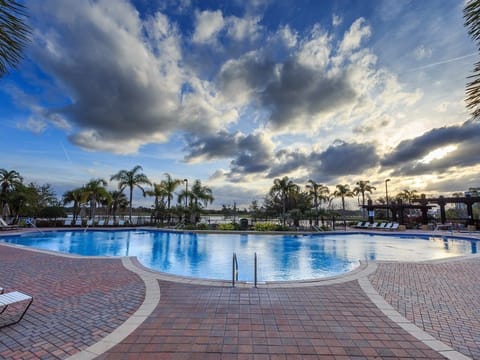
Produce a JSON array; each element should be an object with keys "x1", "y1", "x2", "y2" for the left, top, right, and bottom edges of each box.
[
  {"x1": 192, "y1": 10, "x2": 225, "y2": 44},
  {"x1": 297, "y1": 25, "x2": 331, "y2": 70},
  {"x1": 17, "y1": 117, "x2": 47, "y2": 134},
  {"x1": 226, "y1": 16, "x2": 261, "y2": 42},
  {"x1": 277, "y1": 25, "x2": 297, "y2": 48},
  {"x1": 414, "y1": 44, "x2": 433, "y2": 60},
  {"x1": 332, "y1": 14, "x2": 342, "y2": 27},
  {"x1": 338, "y1": 18, "x2": 371, "y2": 54}
]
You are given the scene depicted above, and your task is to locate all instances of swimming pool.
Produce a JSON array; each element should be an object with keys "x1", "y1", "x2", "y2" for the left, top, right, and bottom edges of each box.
[{"x1": 1, "y1": 230, "x2": 478, "y2": 281}]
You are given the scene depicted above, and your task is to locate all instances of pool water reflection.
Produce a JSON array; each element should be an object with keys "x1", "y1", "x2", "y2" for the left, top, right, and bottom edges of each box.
[{"x1": 1, "y1": 230, "x2": 478, "y2": 281}]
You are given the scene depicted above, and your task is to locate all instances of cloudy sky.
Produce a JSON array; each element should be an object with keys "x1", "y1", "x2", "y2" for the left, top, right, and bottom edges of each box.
[{"x1": 1, "y1": 0, "x2": 479, "y2": 209}]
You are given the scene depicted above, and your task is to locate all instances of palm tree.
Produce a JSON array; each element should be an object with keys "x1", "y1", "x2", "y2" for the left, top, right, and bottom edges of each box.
[
  {"x1": 270, "y1": 176, "x2": 299, "y2": 226},
  {"x1": 146, "y1": 182, "x2": 167, "y2": 223},
  {"x1": 396, "y1": 189, "x2": 419, "y2": 204},
  {"x1": 0, "y1": 0, "x2": 31, "y2": 77},
  {"x1": 108, "y1": 190, "x2": 128, "y2": 220},
  {"x1": 190, "y1": 180, "x2": 214, "y2": 223},
  {"x1": 83, "y1": 178, "x2": 110, "y2": 219},
  {"x1": 62, "y1": 188, "x2": 85, "y2": 221},
  {"x1": 162, "y1": 173, "x2": 182, "y2": 221},
  {"x1": 334, "y1": 184, "x2": 354, "y2": 228},
  {"x1": 464, "y1": 0, "x2": 480, "y2": 118},
  {"x1": 0, "y1": 168, "x2": 23, "y2": 216},
  {"x1": 306, "y1": 180, "x2": 329, "y2": 226},
  {"x1": 353, "y1": 180, "x2": 376, "y2": 218},
  {"x1": 110, "y1": 165, "x2": 151, "y2": 221}
]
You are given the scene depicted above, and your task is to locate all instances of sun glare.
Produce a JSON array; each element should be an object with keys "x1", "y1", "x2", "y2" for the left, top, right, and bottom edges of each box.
[{"x1": 419, "y1": 145, "x2": 457, "y2": 164}]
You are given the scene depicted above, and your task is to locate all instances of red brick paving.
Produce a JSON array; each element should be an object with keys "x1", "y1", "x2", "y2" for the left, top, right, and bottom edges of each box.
[
  {"x1": 0, "y1": 245, "x2": 145, "y2": 359},
  {"x1": 99, "y1": 280, "x2": 444, "y2": 359},
  {"x1": 4, "y1": 239, "x2": 480, "y2": 359},
  {"x1": 369, "y1": 258, "x2": 480, "y2": 359}
]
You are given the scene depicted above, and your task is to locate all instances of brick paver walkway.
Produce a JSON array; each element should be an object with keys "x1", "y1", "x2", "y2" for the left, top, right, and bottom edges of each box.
[
  {"x1": 99, "y1": 280, "x2": 444, "y2": 359},
  {"x1": 0, "y1": 245, "x2": 145, "y2": 359},
  {"x1": 369, "y1": 257, "x2": 480, "y2": 359},
  {"x1": 1, "y1": 235, "x2": 480, "y2": 359}
]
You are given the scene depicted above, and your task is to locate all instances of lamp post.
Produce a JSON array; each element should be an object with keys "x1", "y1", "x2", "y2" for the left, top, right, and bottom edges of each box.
[
  {"x1": 183, "y1": 179, "x2": 188, "y2": 223},
  {"x1": 385, "y1": 178, "x2": 391, "y2": 221}
]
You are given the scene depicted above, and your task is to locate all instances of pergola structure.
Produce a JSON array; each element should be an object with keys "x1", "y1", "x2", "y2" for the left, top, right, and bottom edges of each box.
[
  {"x1": 362, "y1": 194, "x2": 480, "y2": 230},
  {"x1": 412, "y1": 194, "x2": 480, "y2": 228},
  {"x1": 362, "y1": 199, "x2": 432, "y2": 226}
]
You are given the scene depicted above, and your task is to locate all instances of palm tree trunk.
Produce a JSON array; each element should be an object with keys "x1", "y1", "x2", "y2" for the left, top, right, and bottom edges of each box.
[{"x1": 129, "y1": 187, "x2": 133, "y2": 222}]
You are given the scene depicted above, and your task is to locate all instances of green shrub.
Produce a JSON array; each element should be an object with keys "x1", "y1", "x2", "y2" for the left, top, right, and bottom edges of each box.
[
  {"x1": 253, "y1": 222, "x2": 278, "y2": 231},
  {"x1": 196, "y1": 223, "x2": 207, "y2": 230},
  {"x1": 218, "y1": 223, "x2": 236, "y2": 230}
]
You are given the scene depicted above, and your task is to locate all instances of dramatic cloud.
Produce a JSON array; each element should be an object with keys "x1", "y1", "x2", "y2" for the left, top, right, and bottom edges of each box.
[
  {"x1": 184, "y1": 131, "x2": 275, "y2": 178},
  {"x1": 28, "y1": 0, "x2": 234, "y2": 154},
  {"x1": 310, "y1": 140, "x2": 380, "y2": 177},
  {"x1": 382, "y1": 120, "x2": 480, "y2": 166}
]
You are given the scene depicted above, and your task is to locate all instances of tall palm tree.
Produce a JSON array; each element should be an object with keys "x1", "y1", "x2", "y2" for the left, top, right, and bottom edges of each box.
[
  {"x1": 306, "y1": 180, "x2": 329, "y2": 226},
  {"x1": 396, "y1": 189, "x2": 419, "y2": 204},
  {"x1": 270, "y1": 176, "x2": 299, "y2": 226},
  {"x1": 83, "y1": 178, "x2": 110, "y2": 219},
  {"x1": 146, "y1": 182, "x2": 167, "y2": 223},
  {"x1": 334, "y1": 184, "x2": 354, "y2": 228},
  {"x1": 0, "y1": 168, "x2": 23, "y2": 216},
  {"x1": 0, "y1": 0, "x2": 31, "y2": 77},
  {"x1": 108, "y1": 190, "x2": 128, "y2": 220},
  {"x1": 162, "y1": 173, "x2": 182, "y2": 219},
  {"x1": 62, "y1": 188, "x2": 85, "y2": 221},
  {"x1": 464, "y1": 0, "x2": 480, "y2": 118},
  {"x1": 192, "y1": 180, "x2": 214, "y2": 223},
  {"x1": 190, "y1": 180, "x2": 214, "y2": 208},
  {"x1": 353, "y1": 180, "x2": 376, "y2": 218},
  {"x1": 110, "y1": 165, "x2": 151, "y2": 221}
]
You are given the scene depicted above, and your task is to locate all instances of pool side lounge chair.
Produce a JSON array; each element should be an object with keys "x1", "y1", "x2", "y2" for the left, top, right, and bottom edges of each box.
[
  {"x1": 390, "y1": 223, "x2": 399, "y2": 230},
  {"x1": 63, "y1": 219, "x2": 72, "y2": 226},
  {"x1": 0, "y1": 218, "x2": 19, "y2": 230},
  {"x1": 97, "y1": 219, "x2": 105, "y2": 226},
  {"x1": 0, "y1": 291, "x2": 33, "y2": 328},
  {"x1": 86, "y1": 219, "x2": 94, "y2": 226},
  {"x1": 368, "y1": 222, "x2": 378, "y2": 229},
  {"x1": 354, "y1": 221, "x2": 364, "y2": 228},
  {"x1": 107, "y1": 219, "x2": 114, "y2": 226},
  {"x1": 377, "y1": 223, "x2": 387, "y2": 229},
  {"x1": 118, "y1": 219, "x2": 125, "y2": 226},
  {"x1": 74, "y1": 219, "x2": 82, "y2": 226}
]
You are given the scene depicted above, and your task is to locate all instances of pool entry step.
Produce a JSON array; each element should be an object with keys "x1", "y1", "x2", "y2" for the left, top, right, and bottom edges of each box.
[{"x1": 232, "y1": 252, "x2": 258, "y2": 288}]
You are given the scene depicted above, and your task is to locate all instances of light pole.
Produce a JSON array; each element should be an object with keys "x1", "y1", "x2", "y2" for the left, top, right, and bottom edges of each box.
[
  {"x1": 183, "y1": 179, "x2": 188, "y2": 223},
  {"x1": 385, "y1": 178, "x2": 391, "y2": 221}
]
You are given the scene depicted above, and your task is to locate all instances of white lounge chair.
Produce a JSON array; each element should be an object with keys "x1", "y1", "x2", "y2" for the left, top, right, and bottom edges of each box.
[
  {"x1": 107, "y1": 219, "x2": 114, "y2": 226},
  {"x1": 0, "y1": 291, "x2": 33, "y2": 328},
  {"x1": 118, "y1": 219, "x2": 125, "y2": 226},
  {"x1": 368, "y1": 222, "x2": 378, "y2": 229},
  {"x1": 97, "y1": 219, "x2": 105, "y2": 226},
  {"x1": 0, "y1": 218, "x2": 18, "y2": 230},
  {"x1": 354, "y1": 221, "x2": 364, "y2": 228},
  {"x1": 74, "y1": 219, "x2": 82, "y2": 226},
  {"x1": 86, "y1": 219, "x2": 94, "y2": 226},
  {"x1": 63, "y1": 219, "x2": 72, "y2": 226},
  {"x1": 390, "y1": 223, "x2": 399, "y2": 230}
]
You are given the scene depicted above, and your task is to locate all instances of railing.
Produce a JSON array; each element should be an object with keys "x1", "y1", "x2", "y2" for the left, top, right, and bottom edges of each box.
[
  {"x1": 232, "y1": 253, "x2": 239, "y2": 287},
  {"x1": 254, "y1": 252, "x2": 257, "y2": 288}
]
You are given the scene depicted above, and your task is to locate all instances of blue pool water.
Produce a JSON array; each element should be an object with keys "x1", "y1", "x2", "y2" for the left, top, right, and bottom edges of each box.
[{"x1": 1, "y1": 230, "x2": 478, "y2": 281}]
